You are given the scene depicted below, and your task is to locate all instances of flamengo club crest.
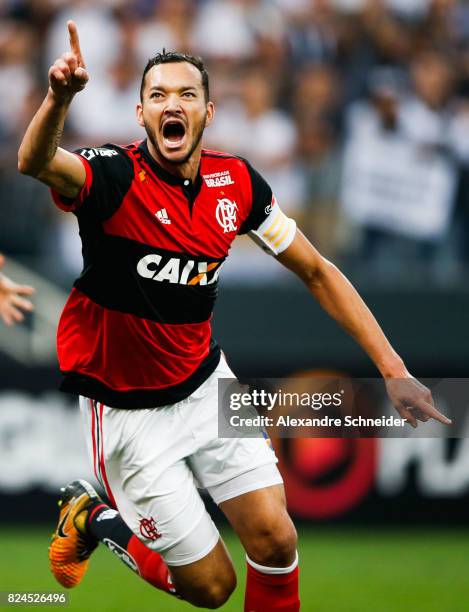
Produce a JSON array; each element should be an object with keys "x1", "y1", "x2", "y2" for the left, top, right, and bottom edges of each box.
[
  {"x1": 216, "y1": 198, "x2": 238, "y2": 233},
  {"x1": 139, "y1": 516, "x2": 161, "y2": 541}
]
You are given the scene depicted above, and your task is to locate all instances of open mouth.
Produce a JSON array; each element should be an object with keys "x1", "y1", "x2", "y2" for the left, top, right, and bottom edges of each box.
[{"x1": 162, "y1": 120, "x2": 186, "y2": 149}]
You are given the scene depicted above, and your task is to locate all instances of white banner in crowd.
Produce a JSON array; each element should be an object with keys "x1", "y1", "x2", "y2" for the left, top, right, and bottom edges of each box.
[{"x1": 341, "y1": 135, "x2": 457, "y2": 241}]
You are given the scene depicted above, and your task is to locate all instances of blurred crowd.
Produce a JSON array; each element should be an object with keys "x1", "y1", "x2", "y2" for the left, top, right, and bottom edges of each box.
[{"x1": 2, "y1": 0, "x2": 469, "y2": 287}]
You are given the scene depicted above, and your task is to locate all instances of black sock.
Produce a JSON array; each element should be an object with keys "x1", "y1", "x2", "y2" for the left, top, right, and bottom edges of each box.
[
  {"x1": 87, "y1": 503, "x2": 138, "y2": 572},
  {"x1": 86, "y1": 503, "x2": 177, "y2": 595}
]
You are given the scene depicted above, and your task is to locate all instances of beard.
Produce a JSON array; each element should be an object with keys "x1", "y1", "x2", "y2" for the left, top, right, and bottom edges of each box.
[{"x1": 144, "y1": 112, "x2": 207, "y2": 166}]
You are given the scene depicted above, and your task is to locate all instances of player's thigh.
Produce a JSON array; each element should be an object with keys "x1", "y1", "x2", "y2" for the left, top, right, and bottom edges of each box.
[
  {"x1": 184, "y1": 369, "x2": 296, "y2": 566},
  {"x1": 107, "y1": 453, "x2": 221, "y2": 568},
  {"x1": 112, "y1": 453, "x2": 236, "y2": 601},
  {"x1": 192, "y1": 429, "x2": 296, "y2": 566},
  {"x1": 220, "y1": 483, "x2": 297, "y2": 566},
  {"x1": 79, "y1": 397, "x2": 221, "y2": 568},
  {"x1": 114, "y1": 455, "x2": 236, "y2": 603},
  {"x1": 185, "y1": 355, "x2": 282, "y2": 493}
]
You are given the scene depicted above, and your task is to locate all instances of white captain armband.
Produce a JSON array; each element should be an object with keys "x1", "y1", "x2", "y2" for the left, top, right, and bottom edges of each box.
[{"x1": 248, "y1": 198, "x2": 296, "y2": 256}]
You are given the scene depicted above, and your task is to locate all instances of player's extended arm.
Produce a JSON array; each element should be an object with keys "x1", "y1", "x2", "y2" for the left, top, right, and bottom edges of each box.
[
  {"x1": 17, "y1": 21, "x2": 88, "y2": 197},
  {"x1": 277, "y1": 230, "x2": 451, "y2": 427},
  {"x1": 0, "y1": 254, "x2": 34, "y2": 326}
]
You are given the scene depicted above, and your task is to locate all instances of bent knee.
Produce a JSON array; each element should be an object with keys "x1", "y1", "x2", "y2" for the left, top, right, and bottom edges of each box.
[
  {"x1": 247, "y1": 519, "x2": 298, "y2": 567},
  {"x1": 183, "y1": 571, "x2": 237, "y2": 609},
  {"x1": 196, "y1": 582, "x2": 235, "y2": 609}
]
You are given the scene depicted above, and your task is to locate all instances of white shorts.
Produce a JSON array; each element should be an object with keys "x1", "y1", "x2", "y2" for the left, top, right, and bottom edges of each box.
[{"x1": 79, "y1": 356, "x2": 282, "y2": 566}]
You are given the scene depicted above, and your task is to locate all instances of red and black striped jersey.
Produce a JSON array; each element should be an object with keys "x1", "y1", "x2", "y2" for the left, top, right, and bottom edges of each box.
[{"x1": 51, "y1": 139, "x2": 295, "y2": 408}]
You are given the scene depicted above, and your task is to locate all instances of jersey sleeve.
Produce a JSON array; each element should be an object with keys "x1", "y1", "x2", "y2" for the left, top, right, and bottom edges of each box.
[
  {"x1": 50, "y1": 144, "x2": 134, "y2": 221},
  {"x1": 239, "y1": 161, "x2": 296, "y2": 256}
]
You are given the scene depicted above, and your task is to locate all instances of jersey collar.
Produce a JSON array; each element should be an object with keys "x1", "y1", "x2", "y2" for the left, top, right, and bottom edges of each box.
[{"x1": 138, "y1": 139, "x2": 203, "y2": 195}]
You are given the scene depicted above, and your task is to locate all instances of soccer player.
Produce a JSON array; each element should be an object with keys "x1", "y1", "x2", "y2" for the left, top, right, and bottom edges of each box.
[
  {"x1": 18, "y1": 21, "x2": 450, "y2": 611},
  {"x1": 0, "y1": 254, "x2": 34, "y2": 326}
]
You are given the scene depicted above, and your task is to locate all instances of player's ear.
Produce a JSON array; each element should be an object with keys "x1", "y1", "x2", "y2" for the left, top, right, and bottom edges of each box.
[
  {"x1": 205, "y1": 101, "x2": 215, "y2": 128},
  {"x1": 136, "y1": 103, "x2": 144, "y2": 127}
]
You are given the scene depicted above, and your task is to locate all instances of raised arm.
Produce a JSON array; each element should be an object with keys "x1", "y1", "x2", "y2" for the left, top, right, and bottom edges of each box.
[
  {"x1": 277, "y1": 230, "x2": 451, "y2": 428},
  {"x1": 18, "y1": 21, "x2": 89, "y2": 198}
]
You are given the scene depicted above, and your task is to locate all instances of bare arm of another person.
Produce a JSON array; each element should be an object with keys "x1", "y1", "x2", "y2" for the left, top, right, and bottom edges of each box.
[{"x1": 0, "y1": 254, "x2": 34, "y2": 326}]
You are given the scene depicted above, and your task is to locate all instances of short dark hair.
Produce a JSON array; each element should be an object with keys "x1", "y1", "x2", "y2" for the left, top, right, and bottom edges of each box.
[{"x1": 140, "y1": 50, "x2": 210, "y2": 102}]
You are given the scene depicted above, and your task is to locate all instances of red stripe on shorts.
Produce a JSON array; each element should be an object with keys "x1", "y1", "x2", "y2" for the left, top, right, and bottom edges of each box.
[
  {"x1": 90, "y1": 398, "x2": 99, "y2": 483},
  {"x1": 98, "y1": 402, "x2": 117, "y2": 509}
]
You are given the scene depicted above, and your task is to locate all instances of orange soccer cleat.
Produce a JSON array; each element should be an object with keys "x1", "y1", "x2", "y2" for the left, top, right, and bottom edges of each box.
[{"x1": 48, "y1": 479, "x2": 101, "y2": 588}]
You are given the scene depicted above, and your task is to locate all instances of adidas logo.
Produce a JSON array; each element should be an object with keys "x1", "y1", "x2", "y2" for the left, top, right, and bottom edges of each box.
[{"x1": 156, "y1": 208, "x2": 171, "y2": 225}]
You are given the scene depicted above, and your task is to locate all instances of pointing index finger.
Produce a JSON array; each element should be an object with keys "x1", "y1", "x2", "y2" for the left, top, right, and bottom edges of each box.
[
  {"x1": 67, "y1": 20, "x2": 85, "y2": 67},
  {"x1": 414, "y1": 398, "x2": 452, "y2": 426}
]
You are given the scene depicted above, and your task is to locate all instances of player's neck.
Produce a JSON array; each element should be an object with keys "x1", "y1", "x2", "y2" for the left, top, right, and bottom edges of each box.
[{"x1": 147, "y1": 140, "x2": 201, "y2": 183}]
